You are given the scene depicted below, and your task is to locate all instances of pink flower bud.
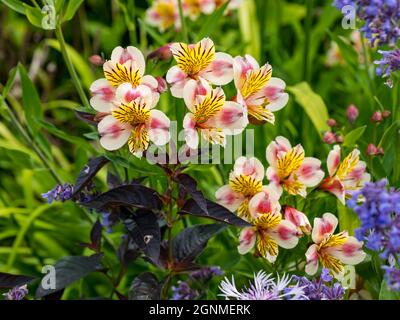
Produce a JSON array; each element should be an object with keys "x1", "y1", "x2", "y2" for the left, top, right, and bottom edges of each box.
[
  {"x1": 383, "y1": 110, "x2": 391, "y2": 118},
  {"x1": 323, "y1": 131, "x2": 337, "y2": 144},
  {"x1": 327, "y1": 118, "x2": 337, "y2": 127},
  {"x1": 336, "y1": 134, "x2": 344, "y2": 143},
  {"x1": 148, "y1": 44, "x2": 172, "y2": 61},
  {"x1": 366, "y1": 144, "x2": 384, "y2": 156},
  {"x1": 284, "y1": 206, "x2": 312, "y2": 236},
  {"x1": 89, "y1": 55, "x2": 104, "y2": 66},
  {"x1": 371, "y1": 111, "x2": 383, "y2": 123},
  {"x1": 155, "y1": 76, "x2": 168, "y2": 93},
  {"x1": 346, "y1": 104, "x2": 359, "y2": 123}
]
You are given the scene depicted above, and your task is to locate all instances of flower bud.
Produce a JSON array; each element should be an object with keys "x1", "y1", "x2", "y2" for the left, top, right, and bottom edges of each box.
[
  {"x1": 336, "y1": 134, "x2": 344, "y2": 143},
  {"x1": 89, "y1": 55, "x2": 104, "y2": 66},
  {"x1": 323, "y1": 131, "x2": 337, "y2": 144},
  {"x1": 148, "y1": 44, "x2": 172, "y2": 61},
  {"x1": 327, "y1": 118, "x2": 337, "y2": 127},
  {"x1": 383, "y1": 110, "x2": 391, "y2": 118},
  {"x1": 346, "y1": 104, "x2": 359, "y2": 124},
  {"x1": 371, "y1": 111, "x2": 383, "y2": 123},
  {"x1": 366, "y1": 144, "x2": 384, "y2": 156}
]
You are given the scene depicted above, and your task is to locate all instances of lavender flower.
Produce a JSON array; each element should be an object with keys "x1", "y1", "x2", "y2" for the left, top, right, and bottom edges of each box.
[
  {"x1": 375, "y1": 49, "x2": 400, "y2": 86},
  {"x1": 171, "y1": 266, "x2": 224, "y2": 300},
  {"x1": 3, "y1": 285, "x2": 28, "y2": 300},
  {"x1": 348, "y1": 179, "x2": 400, "y2": 291},
  {"x1": 41, "y1": 183, "x2": 74, "y2": 203},
  {"x1": 172, "y1": 281, "x2": 199, "y2": 300},
  {"x1": 293, "y1": 269, "x2": 345, "y2": 300},
  {"x1": 219, "y1": 271, "x2": 307, "y2": 300},
  {"x1": 382, "y1": 265, "x2": 400, "y2": 291}
]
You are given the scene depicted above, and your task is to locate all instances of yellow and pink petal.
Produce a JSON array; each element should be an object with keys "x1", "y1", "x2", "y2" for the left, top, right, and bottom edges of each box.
[
  {"x1": 215, "y1": 185, "x2": 245, "y2": 212},
  {"x1": 296, "y1": 157, "x2": 324, "y2": 188},
  {"x1": 311, "y1": 212, "x2": 338, "y2": 244},
  {"x1": 147, "y1": 110, "x2": 171, "y2": 146},
  {"x1": 89, "y1": 79, "x2": 116, "y2": 112},
  {"x1": 238, "y1": 227, "x2": 256, "y2": 255}
]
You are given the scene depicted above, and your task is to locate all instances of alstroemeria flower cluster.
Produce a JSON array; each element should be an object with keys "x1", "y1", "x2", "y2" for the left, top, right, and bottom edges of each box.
[
  {"x1": 89, "y1": 46, "x2": 170, "y2": 157},
  {"x1": 146, "y1": 0, "x2": 243, "y2": 32},
  {"x1": 215, "y1": 136, "x2": 369, "y2": 278}
]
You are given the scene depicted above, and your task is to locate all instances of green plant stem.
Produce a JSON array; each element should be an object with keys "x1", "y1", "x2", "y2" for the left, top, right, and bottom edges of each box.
[
  {"x1": 303, "y1": 0, "x2": 313, "y2": 82},
  {"x1": 177, "y1": 0, "x2": 189, "y2": 43},
  {"x1": 55, "y1": 23, "x2": 91, "y2": 109},
  {"x1": 1, "y1": 98, "x2": 62, "y2": 184}
]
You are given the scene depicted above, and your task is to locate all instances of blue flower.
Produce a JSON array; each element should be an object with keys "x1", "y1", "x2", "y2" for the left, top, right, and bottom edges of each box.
[
  {"x1": 3, "y1": 285, "x2": 28, "y2": 300},
  {"x1": 41, "y1": 183, "x2": 74, "y2": 203}
]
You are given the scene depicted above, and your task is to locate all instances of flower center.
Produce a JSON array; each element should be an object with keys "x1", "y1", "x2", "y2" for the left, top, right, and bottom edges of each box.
[
  {"x1": 240, "y1": 65, "x2": 272, "y2": 99},
  {"x1": 104, "y1": 62, "x2": 142, "y2": 87},
  {"x1": 173, "y1": 42, "x2": 215, "y2": 76},
  {"x1": 193, "y1": 90, "x2": 225, "y2": 124},
  {"x1": 229, "y1": 175, "x2": 263, "y2": 197},
  {"x1": 112, "y1": 102, "x2": 150, "y2": 126}
]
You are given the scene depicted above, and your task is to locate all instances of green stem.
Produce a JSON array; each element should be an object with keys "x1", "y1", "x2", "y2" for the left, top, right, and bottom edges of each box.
[
  {"x1": 177, "y1": 0, "x2": 189, "y2": 43},
  {"x1": 303, "y1": 0, "x2": 313, "y2": 82},
  {"x1": 0, "y1": 98, "x2": 62, "y2": 184},
  {"x1": 55, "y1": 23, "x2": 91, "y2": 109}
]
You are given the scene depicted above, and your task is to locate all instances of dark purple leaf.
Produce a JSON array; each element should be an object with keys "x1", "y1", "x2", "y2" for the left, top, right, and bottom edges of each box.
[
  {"x1": 107, "y1": 172, "x2": 122, "y2": 188},
  {"x1": 117, "y1": 235, "x2": 140, "y2": 267},
  {"x1": 82, "y1": 184, "x2": 162, "y2": 211},
  {"x1": 0, "y1": 272, "x2": 35, "y2": 289},
  {"x1": 90, "y1": 219, "x2": 102, "y2": 252},
  {"x1": 172, "y1": 224, "x2": 226, "y2": 263},
  {"x1": 179, "y1": 199, "x2": 251, "y2": 227},
  {"x1": 174, "y1": 173, "x2": 208, "y2": 214},
  {"x1": 122, "y1": 209, "x2": 161, "y2": 263},
  {"x1": 73, "y1": 156, "x2": 110, "y2": 196},
  {"x1": 128, "y1": 272, "x2": 161, "y2": 300},
  {"x1": 36, "y1": 254, "x2": 103, "y2": 298}
]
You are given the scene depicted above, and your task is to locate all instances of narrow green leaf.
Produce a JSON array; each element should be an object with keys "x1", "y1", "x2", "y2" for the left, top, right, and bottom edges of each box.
[
  {"x1": 288, "y1": 82, "x2": 330, "y2": 135},
  {"x1": 18, "y1": 63, "x2": 43, "y2": 135},
  {"x1": 343, "y1": 126, "x2": 367, "y2": 147},
  {"x1": 24, "y1": 5, "x2": 44, "y2": 29},
  {"x1": 0, "y1": 0, "x2": 27, "y2": 14},
  {"x1": 197, "y1": 1, "x2": 229, "y2": 40},
  {"x1": 2, "y1": 67, "x2": 18, "y2": 98},
  {"x1": 62, "y1": 0, "x2": 84, "y2": 22}
]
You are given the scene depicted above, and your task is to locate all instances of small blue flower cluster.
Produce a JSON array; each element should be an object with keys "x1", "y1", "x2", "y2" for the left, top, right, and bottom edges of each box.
[
  {"x1": 172, "y1": 266, "x2": 224, "y2": 300},
  {"x1": 41, "y1": 183, "x2": 74, "y2": 203},
  {"x1": 333, "y1": 0, "x2": 400, "y2": 83},
  {"x1": 347, "y1": 179, "x2": 400, "y2": 291},
  {"x1": 3, "y1": 285, "x2": 28, "y2": 300},
  {"x1": 293, "y1": 269, "x2": 345, "y2": 300}
]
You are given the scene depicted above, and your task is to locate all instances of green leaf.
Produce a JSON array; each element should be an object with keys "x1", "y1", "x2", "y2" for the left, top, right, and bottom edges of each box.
[
  {"x1": 337, "y1": 201, "x2": 360, "y2": 235},
  {"x1": 18, "y1": 63, "x2": 43, "y2": 135},
  {"x1": 197, "y1": 1, "x2": 229, "y2": 40},
  {"x1": 378, "y1": 120, "x2": 400, "y2": 149},
  {"x1": 62, "y1": 0, "x2": 84, "y2": 22},
  {"x1": 2, "y1": 67, "x2": 18, "y2": 98},
  {"x1": 24, "y1": 5, "x2": 44, "y2": 29},
  {"x1": 288, "y1": 82, "x2": 330, "y2": 135},
  {"x1": 238, "y1": 0, "x2": 260, "y2": 61},
  {"x1": 45, "y1": 39, "x2": 95, "y2": 89},
  {"x1": 39, "y1": 119, "x2": 91, "y2": 147},
  {"x1": 379, "y1": 280, "x2": 400, "y2": 300},
  {"x1": 0, "y1": 0, "x2": 27, "y2": 14},
  {"x1": 343, "y1": 126, "x2": 367, "y2": 147},
  {"x1": 138, "y1": 19, "x2": 165, "y2": 47}
]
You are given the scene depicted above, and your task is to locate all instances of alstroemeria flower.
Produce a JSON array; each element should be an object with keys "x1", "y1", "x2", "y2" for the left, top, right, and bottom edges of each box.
[
  {"x1": 97, "y1": 84, "x2": 170, "y2": 157},
  {"x1": 305, "y1": 213, "x2": 366, "y2": 279},
  {"x1": 182, "y1": 79, "x2": 247, "y2": 148},
  {"x1": 167, "y1": 37, "x2": 234, "y2": 98},
  {"x1": 146, "y1": 0, "x2": 180, "y2": 32},
  {"x1": 233, "y1": 54, "x2": 288, "y2": 125},
  {"x1": 238, "y1": 193, "x2": 299, "y2": 263},
  {"x1": 284, "y1": 206, "x2": 312, "y2": 237},
  {"x1": 320, "y1": 145, "x2": 371, "y2": 204},
  {"x1": 266, "y1": 136, "x2": 324, "y2": 197},
  {"x1": 215, "y1": 156, "x2": 274, "y2": 221}
]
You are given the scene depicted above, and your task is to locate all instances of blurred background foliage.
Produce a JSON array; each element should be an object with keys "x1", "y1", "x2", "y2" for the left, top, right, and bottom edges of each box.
[{"x1": 0, "y1": 0, "x2": 398, "y2": 299}]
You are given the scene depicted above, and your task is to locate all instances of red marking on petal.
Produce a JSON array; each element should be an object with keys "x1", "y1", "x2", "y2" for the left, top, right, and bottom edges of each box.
[
  {"x1": 264, "y1": 86, "x2": 281, "y2": 100},
  {"x1": 278, "y1": 226, "x2": 293, "y2": 240},
  {"x1": 257, "y1": 198, "x2": 272, "y2": 214},
  {"x1": 342, "y1": 243, "x2": 358, "y2": 256}
]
